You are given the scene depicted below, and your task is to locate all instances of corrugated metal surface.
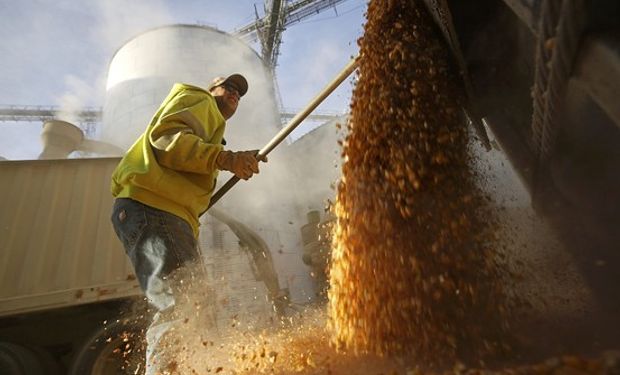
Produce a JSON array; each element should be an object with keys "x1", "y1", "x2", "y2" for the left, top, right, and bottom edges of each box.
[{"x1": 0, "y1": 157, "x2": 140, "y2": 317}]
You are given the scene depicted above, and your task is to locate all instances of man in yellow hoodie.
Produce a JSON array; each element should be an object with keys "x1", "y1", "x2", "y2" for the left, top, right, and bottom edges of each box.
[{"x1": 110, "y1": 73, "x2": 262, "y2": 371}]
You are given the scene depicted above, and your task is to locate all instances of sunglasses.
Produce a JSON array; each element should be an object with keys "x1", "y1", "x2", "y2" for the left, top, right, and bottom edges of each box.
[{"x1": 222, "y1": 83, "x2": 240, "y2": 96}]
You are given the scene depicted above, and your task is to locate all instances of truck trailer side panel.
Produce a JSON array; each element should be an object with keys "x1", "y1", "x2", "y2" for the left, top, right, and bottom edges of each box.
[{"x1": 0, "y1": 157, "x2": 140, "y2": 317}]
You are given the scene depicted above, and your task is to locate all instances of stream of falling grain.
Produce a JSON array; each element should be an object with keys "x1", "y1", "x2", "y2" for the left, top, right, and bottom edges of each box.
[{"x1": 328, "y1": 0, "x2": 510, "y2": 366}]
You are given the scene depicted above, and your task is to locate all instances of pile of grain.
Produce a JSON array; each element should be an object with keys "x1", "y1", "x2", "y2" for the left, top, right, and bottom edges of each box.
[
  {"x1": 112, "y1": 313, "x2": 619, "y2": 374},
  {"x1": 328, "y1": 0, "x2": 510, "y2": 366}
]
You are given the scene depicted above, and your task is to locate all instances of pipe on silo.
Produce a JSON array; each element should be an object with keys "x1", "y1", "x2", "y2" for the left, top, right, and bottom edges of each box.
[
  {"x1": 79, "y1": 139, "x2": 124, "y2": 156},
  {"x1": 39, "y1": 120, "x2": 84, "y2": 159}
]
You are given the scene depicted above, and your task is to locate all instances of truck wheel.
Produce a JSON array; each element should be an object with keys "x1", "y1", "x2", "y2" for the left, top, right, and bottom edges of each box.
[
  {"x1": 69, "y1": 319, "x2": 146, "y2": 375},
  {"x1": 0, "y1": 342, "x2": 60, "y2": 375}
]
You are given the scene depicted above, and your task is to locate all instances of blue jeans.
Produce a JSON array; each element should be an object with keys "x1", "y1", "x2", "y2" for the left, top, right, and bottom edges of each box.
[
  {"x1": 111, "y1": 198, "x2": 213, "y2": 373},
  {"x1": 111, "y1": 198, "x2": 202, "y2": 312}
]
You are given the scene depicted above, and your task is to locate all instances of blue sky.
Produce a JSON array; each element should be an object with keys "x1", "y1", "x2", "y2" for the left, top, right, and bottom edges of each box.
[{"x1": 0, "y1": 0, "x2": 366, "y2": 159}]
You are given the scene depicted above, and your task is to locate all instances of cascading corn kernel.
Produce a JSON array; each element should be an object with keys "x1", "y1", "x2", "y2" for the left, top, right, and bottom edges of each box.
[{"x1": 328, "y1": 0, "x2": 510, "y2": 366}]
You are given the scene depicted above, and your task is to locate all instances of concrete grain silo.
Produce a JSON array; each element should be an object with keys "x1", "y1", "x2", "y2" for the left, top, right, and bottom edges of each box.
[{"x1": 102, "y1": 24, "x2": 280, "y2": 151}]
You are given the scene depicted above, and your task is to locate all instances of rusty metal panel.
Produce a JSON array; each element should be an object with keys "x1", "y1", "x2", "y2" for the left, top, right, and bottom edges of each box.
[{"x1": 0, "y1": 158, "x2": 140, "y2": 317}]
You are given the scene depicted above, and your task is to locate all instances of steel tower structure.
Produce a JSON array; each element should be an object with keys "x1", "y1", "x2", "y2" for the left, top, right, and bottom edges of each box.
[{"x1": 234, "y1": 0, "x2": 349, "y2": 69}]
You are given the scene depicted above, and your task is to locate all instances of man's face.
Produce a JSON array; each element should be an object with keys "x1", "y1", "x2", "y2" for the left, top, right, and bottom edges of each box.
[{"x1": 211, "y1": 82, "x2": 241, "y2": 119}]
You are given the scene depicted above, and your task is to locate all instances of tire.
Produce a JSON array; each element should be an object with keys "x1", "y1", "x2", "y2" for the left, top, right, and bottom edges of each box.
[
  {"x1": 69, "y1": 319, "x2": 146, "y2": 375},
  {"x1": 0, "y1": 342, "x2": 60, "y2": 375}
]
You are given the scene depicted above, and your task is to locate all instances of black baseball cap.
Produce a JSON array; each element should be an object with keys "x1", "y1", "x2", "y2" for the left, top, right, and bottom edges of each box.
[{"x1": 207, "y1": 73, "x2": 248, "y2": 97}]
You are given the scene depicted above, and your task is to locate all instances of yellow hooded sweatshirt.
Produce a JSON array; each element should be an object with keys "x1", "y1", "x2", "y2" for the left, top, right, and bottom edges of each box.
[{"x1": 111, "y1": 83, "x2": 226, "y2": 237}]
